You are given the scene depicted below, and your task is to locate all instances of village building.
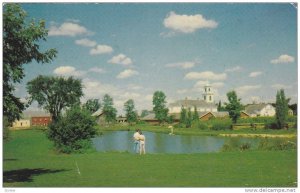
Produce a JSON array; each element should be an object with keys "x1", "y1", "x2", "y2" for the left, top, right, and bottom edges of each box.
[
  {"x1": 169, "y1": 83, "x2": 218, "y2": 114},
  {"x1": 12, "y1": 119, "x2": 31, "y2": 129},
  {"x1": 243, "y1": 103, "x2": 276, "y2": 117}
]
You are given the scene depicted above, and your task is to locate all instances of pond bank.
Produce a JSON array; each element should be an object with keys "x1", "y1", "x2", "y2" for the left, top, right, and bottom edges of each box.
[{"x1": 219, "y1": 133, "x2": 296, "y2": 138}]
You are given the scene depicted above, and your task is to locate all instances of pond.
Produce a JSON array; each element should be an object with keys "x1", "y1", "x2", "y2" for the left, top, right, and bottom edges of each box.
[{"x1": 92, "y1": 131, "x2": 261, "y2": 154}]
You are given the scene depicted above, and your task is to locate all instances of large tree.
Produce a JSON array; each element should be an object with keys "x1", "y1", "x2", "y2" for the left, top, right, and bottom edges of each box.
[
  {"x1": 152, "y1": 91, "x2": 169, "y2": 124},
  {"x1": 3, "y1": 4, "x2": 57, "y2": 123},
  {"x1": 275, "y1": 89, "x2": 290, "y2": 129},
  {"x1": 26, "y1": 75, "x2": 83, "y2": 122},
  {"x1": 124, "y1": 99, "x2": 138, "y2": 125},
  {"x1": 83, "y1": 99, "x2": 101, "y2": 114},
  {"x1": 225, "y1": 91, "x2": 244, "y2": 123},
  {"x1": 102, "y1": 94, "x2": 117, "y2": 124}
]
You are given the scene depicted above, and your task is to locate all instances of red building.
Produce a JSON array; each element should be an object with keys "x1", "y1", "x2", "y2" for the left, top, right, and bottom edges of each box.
[{"x1": 31, "y1": 116, "x2": 52, "y2": 126}]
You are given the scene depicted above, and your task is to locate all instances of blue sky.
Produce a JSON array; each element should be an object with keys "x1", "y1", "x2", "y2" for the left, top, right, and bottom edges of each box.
[{"x1": 14, "y1": 3, "x2": 297, "y2": 115}]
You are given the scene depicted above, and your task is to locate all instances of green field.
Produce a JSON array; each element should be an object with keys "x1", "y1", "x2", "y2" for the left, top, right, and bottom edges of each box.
[{"x1": 3, "y1": 129, "x2": 297, "y2": 187}]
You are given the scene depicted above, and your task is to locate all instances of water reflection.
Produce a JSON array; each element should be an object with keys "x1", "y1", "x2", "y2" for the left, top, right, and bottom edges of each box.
[{"x1": 92, "y1": 131, "x2": 260, "y2": 154}]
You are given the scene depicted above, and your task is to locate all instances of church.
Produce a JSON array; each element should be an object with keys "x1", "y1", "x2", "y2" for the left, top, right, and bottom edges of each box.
[{"x1": 169, "y1": 83, "x2": 218, "y2": 114}]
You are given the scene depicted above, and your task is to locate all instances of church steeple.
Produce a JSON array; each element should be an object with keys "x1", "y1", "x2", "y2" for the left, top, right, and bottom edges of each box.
[{"x1": 203, "y1": 83, "x2": 214, "y2": 103}]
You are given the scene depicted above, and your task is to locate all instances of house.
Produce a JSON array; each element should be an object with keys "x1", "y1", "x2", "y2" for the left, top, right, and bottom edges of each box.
[
  {"x1": 140, "y1": 113, "x2": 160, "y2": 124},
  {"x1": 31, "y1": 116, "x2": 52, "y2": 126},
  {"x1": 117, "y1": 116, "x2": 127, "y2": 123},
  {"x1": 199, "y1": 111, "x2": 229, "y2": 121},
  {"x1": 169, "y1": 83, "x2": 217, "y2": 114},
  {"x1": 244, "y1": 103, "x2": 275, "y2": 117},
  {"x1": 288, "y1": 108, "x2": 294, "y2": 116},
  {"x1": 240, "y1": 111, "x2": 250, "y2": 118},
  {"x1": 12, "y1": 119, "x2": 30, "y2": 129},
  {"x1": 92, "y1": 109, "x2": 106, "y2": 125}
]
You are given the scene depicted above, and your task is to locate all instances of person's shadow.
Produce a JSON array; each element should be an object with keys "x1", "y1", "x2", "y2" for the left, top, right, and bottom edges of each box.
[{"x1": 3, "y1": 168, "x2": 69, "y2": 183}]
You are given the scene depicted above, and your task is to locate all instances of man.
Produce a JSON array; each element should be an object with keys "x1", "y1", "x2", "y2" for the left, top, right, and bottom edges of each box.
[{"x1": 133, "y1": 129, "x2": 140, "y2": 153}]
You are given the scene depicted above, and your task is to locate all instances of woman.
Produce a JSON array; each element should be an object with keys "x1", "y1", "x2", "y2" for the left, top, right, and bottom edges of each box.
[{"x1": 138, "y1": 131, "x2": 146, "y2": 155}]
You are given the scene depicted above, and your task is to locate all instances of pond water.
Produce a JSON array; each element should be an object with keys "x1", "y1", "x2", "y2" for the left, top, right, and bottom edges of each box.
[{"x1": 92, "y1": 131, "x2": 261, "y2": 154}]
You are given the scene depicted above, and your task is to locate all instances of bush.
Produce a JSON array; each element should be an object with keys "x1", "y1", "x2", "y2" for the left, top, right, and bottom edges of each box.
[
  {"x1": 48, "y1": 106, "x2": 97, "y2": 153},
  {"x1": 264, "y1": 122, "x2": 279, "y2": 130},
  {"x1": 258, "y1": 138, "x2": 296, "y2": 151},
  {"x1": 240, "y1": 142, "x2": 251, "y2": 151},
  {"x1": 210, "y1": 119, "x2": 232, "y2": 130},
  {"x1": 196, "y1": 121, "x2": 209, "y2": 130}
]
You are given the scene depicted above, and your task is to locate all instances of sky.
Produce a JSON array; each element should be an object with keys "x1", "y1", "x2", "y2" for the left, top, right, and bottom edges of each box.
[{"x1": 12, "y1": 3, "x2": 297, "y2": 115}]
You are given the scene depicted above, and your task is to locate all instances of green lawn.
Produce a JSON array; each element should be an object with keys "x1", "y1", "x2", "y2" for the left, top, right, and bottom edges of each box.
[{"x1": 3, "y1": 129, "x2": 297, "y2": 187}]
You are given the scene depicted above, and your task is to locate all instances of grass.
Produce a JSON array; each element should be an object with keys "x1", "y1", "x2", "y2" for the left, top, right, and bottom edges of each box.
[
  {"x1": 3, "y1": 129, "x2": 297, "y2": 187},
  {"x1": 97, "y1": 123, "x2": 297, "y2": 138}
]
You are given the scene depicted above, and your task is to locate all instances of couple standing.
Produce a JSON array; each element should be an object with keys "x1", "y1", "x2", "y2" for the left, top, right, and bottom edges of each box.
[{"x1": 133, "y1": 129, "x2": 146, "y2": 155}]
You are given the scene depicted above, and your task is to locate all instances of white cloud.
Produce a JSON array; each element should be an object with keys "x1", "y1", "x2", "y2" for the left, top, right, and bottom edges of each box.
[
  {"x1": 176, "y1": 89, "x2": 189, "y2": 94},
  {"x1": 75, "y1": 38, "x2": 97, "y2": 47},
  {"x1": 88, "y1": 67, "x2": 106, "y2": 74},
  {"x1": 271, "y1": 84, "x2": 293, "y2": 90},
  {"x1": 108, "y1": 54, "x2": 133, "y2": 66},
  {"x1": 163, "y1": 11, "x2": 218, "y2": 34},
  {"x1": 117, "y1": 69, "x2": 139, "y2": 79},
  {"x1": 270, "y1": 54, "x2": 295, "y2": 64},
  {"x1": 165, "y1": 61, "x2": 196, "y2": 69},
  {"x1": 249, "y1": 71, "x2": 262, "y2": 78},
  {"x1": 127, "y1": 84, "x2": 142, "y2": 90},
  {"x1": 53, "y1": 66, "x2": 85, "y2": 77},
  {"x1": 185, "y1": 71, "x2": 227, "y2": 81},
  {"x1": 90, "y1": 45, "x2": 113, "y2": 55},
  {"x1": 235, "y1": 85, "x2": 261, "y2": 95},
  {"x1": 49, "y1": 22, "x2": 93, "y2": 37},
  {"x1": 225, "y1": 66, "x2": 242, "y2": 73}
]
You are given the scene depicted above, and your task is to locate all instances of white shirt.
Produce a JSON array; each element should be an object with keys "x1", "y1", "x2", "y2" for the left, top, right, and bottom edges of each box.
[{"x1": 133, "y1": 132, "x2": 140, "y2": 140}]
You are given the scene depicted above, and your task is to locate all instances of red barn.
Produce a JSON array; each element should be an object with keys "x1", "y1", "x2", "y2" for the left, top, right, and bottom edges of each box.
[{"x1": 31, "y1": 116, "x2": 52, "y2": 126}]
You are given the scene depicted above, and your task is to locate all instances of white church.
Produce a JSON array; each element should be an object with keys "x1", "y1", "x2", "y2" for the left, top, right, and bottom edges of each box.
[{"x1": 169, "y1": 83, "x2": 218, "y2": 114}]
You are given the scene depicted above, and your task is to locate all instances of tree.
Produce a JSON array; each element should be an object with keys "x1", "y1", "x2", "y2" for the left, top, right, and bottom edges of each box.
[
  {"x1": 102, "y1": 94, "x2": 117, "y2": 124},
  {"x1": 83, "y1": 99, "x2": 101, "y2": 114},
  {"x1": 141, "y1": 110, "x2": 150, "y2": 118},
  {"x1": 193, "y1": 106, "x2": 199, "y2": 121},
  {"x1": 275, "y1": 89, "x2": 290, "y2": 129},
  {"x1": 225, "y1": 91, "x2": 244, "y2": 123},
  {"x1": 152, "y1": 91, "x2": 169, "y2": 124},
  {"x1": 124, "y1": 99, "x2": 138, "y2": 125},
  {"x1": 3, "y1": 4, "x2": 57, "y2": 123},
  {"x1": 186, "y1": 108, "x2": 193, "y2": 128},
  {"x1": 217, "y1": 100, "x2": 226, "y2": 111},
  {"x1": 180, "y1": 106, "x2": 187, "y2": 124},
  {"x1": 26, "y1": 75, "x2": 83, "y2": 122},
  {"x1": 48, "y1": 106, "x2": 97, "y2": 153}
]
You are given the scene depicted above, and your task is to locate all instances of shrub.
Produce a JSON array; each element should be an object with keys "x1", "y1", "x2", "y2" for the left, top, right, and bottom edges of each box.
[
  {"x1": 264, "y1": 122, "x2": 279, "y2": 130},
  {"x1": 48, "y1": 106, "x2": 97, "y2": 153},
  {"x1": 196, "y1": 121, "x2": 209, "y2": 130},
  {"x1": 221, "y1": 138, "x2": 240, "y2": 152},
  {"x1": 258, "y1": 138, "x2": 296, "y2": 151},
  {"x1": 240, "y1": 142, "x2": 251, "y2": 151},
  {"x1": 210, "y1": 119, "x2": 232, "y2": 130}
]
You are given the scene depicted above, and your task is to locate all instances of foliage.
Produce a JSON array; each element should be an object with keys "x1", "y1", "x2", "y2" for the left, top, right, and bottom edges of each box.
[
  {"x1": 195, "y1": 121, "x2": 209, "y2": 130},
  {"x1": 258, "y1": 138, "x2": 296, "y2": 151},
  {"x1": 275, "y1": 89, "x2": 290, "y2": 129},
  {"x1": 179, "y1": 106, "x2": 187, "y2": 124},
  {"x1": 166, "y1": 115, "x2": 175, "y2": 124},
  {"x1": 237, "y1": 116, "x2": 276, "y2": 124},
  {"x1": 83, "y1": 99, "x2": 101, "y2": 114},
  {"x1": 102, "y1": 94, "x2": 117, "y2": 124},
  {"x1": 152, "y1": 91, "x2": 169, "y2": 124},
  {"x1": 3, "y1": 4, "x2": 57, "y2": 124},
  {"x1": 27, "y1": 75, "x2": 83, "y2": 122},
  {"x1": 186, "y1": 108, "x2": 193, "y2": 128},
  {"x1": 210, "y1": 118, "x2": 232, "y2": 130},
  {"x1": 124, "y1": 99, "x2": 138, "y2": 125},
  {"x1": 47, "y1": 106, "x2": 97, "y2": 153},
  {"x1": 289, "y1": 103, "x2": 297, "y2": 115},
  {"x1": 225, "y1": 91, "x2": 244, "y2": 123},
  {"x1": 140, "y1": 110, "x2": 151, "y2": 118},
  {"x1": 3, "y1": 116, "x2": 11, "y2": 141},
  {"x1": 217, "y1": 100, "x2": 226, "y2": 111},
  {"x1": 192, "y1": 106, "x2": 199, "y2": 121}
]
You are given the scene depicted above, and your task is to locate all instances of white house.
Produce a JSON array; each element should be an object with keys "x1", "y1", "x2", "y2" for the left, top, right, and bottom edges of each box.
[
  {"x1": 244, "y1": 103, "x2": 276, "y2": 117},
  {"x1": 169, "y1": 83, "x2": 217, "y2": 114},
  {"x1": 12, "y1": 119, "x2": 31, "y2": 129}
]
